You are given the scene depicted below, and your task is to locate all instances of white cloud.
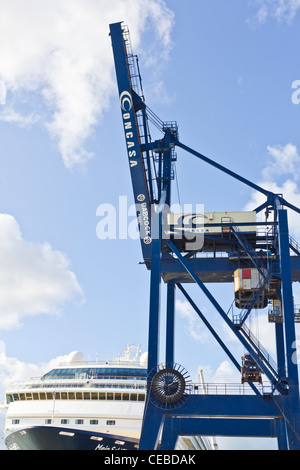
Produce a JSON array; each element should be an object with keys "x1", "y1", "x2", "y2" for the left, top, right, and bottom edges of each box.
[
  {"x1": 0, "y1": 0, "x2": 174, "y2": 168},
  {"x1": 0, "y1": 214, "x2": 83, "y2": 330},
  {"x1": 0, "y1": 340, "x2": 79, "y2": 392},
  {"x1": 256, "y1": 2, "x2": 269, "y2": 22},
  {"x1": 176, "y1": 300, "x2": 209, "y2": 343},
  {"x1": 245, "y1": 143, "x2": 300, "y2": 239},
  {"x1": 262, "y1": 143, "x2": 300, "y2": 181},
  {"x1": 247, "y1": 178, "x2": 300, "y2": 235},
  {"x1": 0, "y1": 106, "x2": 38, "y2": 128},
  {"x1": 0, "y1": 341, "x2": 43, "y2": 391},
  {"x1": 251, "y1": 0, "x2": 300, "y2": 24}
]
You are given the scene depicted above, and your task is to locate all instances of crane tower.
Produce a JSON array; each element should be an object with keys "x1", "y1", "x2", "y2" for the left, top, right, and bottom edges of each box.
[{"x1": 109, "y1": 22, "x2": 300, "y2": 450}]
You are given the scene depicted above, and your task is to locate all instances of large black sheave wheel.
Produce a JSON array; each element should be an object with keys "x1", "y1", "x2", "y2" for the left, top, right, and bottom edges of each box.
[
  {"x1": 148, "y1": 363, "x2": 192, "y2": 410},
  {"x1": 151, "y1": 368, "x2": 186, "y2": 404}
]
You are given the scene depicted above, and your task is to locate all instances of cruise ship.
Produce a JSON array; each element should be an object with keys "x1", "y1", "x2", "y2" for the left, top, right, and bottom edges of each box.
[{"x1": 2, "y1": 346, "x2": 213, "y2": 450}]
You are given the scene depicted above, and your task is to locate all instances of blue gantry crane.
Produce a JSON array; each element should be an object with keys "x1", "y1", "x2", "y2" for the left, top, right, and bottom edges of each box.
[{"x1": 109, "y1": 22, "x2": 300, "y2": 450}]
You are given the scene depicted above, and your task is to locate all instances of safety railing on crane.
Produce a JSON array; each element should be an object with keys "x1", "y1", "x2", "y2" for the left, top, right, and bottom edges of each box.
[
  {"x1": 226, "y1": 299, "x2": 279, "y2": 378},
  {"x1": 239, "y1": 322, "x2": 278, "y2": 376},
  {"x1": 122, "y1": 25, "x2": 144, "y2": 99},
  {"x1": 186, "y1": 382, "x2": 273, "y2": 396},
  {"x1": 289, "y1": 235, "x2": 300, "y2": 256},
  {"x1": 121, "y1": 24, "x2": 179, "y2": 205}
]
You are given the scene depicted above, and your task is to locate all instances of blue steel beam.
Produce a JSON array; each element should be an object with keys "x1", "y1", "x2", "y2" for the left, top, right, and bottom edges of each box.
[
  {"x1": 278, "y1": 210, "x2": 300, "y2": 404},
  {"x1": 172, "y1": 137, "x2": 300, "y2": 217},
  {"x1": 160, "y1": 256, "x2": 300, "y2": 284},
  {"x1": 160, "y1": 417, "x2": 281, "y2": 450},
  {"x1": 160, "y1": 417, "x2": 290, "y2": 450},
  {"x1": 146, "y1": 210, "x2": 162, "y2": 376},
  {"x1": 275, "y1": 323, "x2": 286, "y2": 380},
  {"x1": 162, "y1": 416, "x2": 277, "y2": 438},
  {"x1": 165, "y1": 281, "x2": 175, "y2": 365},
  {"x1": 139, "y1": 394, "x2": 282, "y2": 450},
  {"x1": 167, "y1": 137, "x2": 271, "y2": 197},
  {"x1": 280, "y1": 197, "x2": 300, "y2": 216},
  {"x1": 176, "y1": 394, "x2": 280, "y2": 416}
]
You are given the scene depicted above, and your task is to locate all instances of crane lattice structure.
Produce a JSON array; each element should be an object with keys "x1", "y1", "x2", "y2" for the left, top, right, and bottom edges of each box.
[{"x1": 109, "y1": 22, "x2": 300, "y2": 450}]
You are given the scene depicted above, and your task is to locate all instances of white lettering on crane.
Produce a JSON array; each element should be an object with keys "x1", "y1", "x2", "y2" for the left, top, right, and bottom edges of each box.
[
  {"x1": 120, "y1": 91, "x2": 133, "y2": 111},
  {"x1": 120, "y1": 93, "x2": 151, "y2": 244},
  {"x1": 122, "y1": 108, "x2": 137, "y2": 168}
]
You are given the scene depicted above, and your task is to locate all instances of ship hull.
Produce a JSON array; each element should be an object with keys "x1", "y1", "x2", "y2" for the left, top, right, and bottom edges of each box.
[{"x1": 5, "y1": 426, "x2": 139, "y2": 450}]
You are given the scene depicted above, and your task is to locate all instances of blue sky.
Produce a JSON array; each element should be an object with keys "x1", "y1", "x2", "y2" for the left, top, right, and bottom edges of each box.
[{"x1": 0, "y1": 0, "x2": 300, "y2": 450}]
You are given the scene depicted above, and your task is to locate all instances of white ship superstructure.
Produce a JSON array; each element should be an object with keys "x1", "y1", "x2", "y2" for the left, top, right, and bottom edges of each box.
[{"x1": 2, "y1": 347, "x2": 212, "y2": 450}]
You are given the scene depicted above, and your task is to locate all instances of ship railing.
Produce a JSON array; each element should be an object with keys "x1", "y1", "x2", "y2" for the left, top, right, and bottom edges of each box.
[
  {"x1": 187, "y1": 382, "x2": 273, "y2": 396},
  {"x1": 5, "y1": 377, "x2": 146, "y2": 392},
  {"x1": 57, "y1": 360, "x2": 144, "y2": 366}
]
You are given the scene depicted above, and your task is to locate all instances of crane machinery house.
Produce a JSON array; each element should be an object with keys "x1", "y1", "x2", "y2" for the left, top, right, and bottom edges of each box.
[{"x1": 166, "y1": 210, "x2": 257, "y2": 252}]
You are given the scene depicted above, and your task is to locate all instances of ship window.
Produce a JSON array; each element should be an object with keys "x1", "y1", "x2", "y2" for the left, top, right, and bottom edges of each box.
[
  {"x1": 61, "y1": 419, "x2": 69, "y2": 424},
  {"x1": 20, "y1": 394, "x2": 25, "y2": 401},
  {"x1": 25, "y1": 393, "x2": 32, "y2": 400},
  {"x1": 13, "y1": 394, "x2": 19, "y2": 401},
  {"x1": 61, "y1": 392, "x2": 68, "y2": 400},
  {"x1": 76, "y1": 392, "x2": 83, "y2": 400},
  {"x1": 107, "y1": 392, "x2": 113, "y2": 400},
  {"x1": 47, "y1": 393, "x2": 54, "y2": 400},
  {"x1": 12, "y1": 419, "x2": 20, "y2": 425},
  {"x1": 90, "y1": 420, "x2": 98, "y2": 425},
  {"x1": 106, "y1": 420, "x2": 116, "y2": 426},
  {"x1": 40, "y1": 392, "x2": 46, "y2": 400},
  {"x1": 45, "y1": 419, "x2": 52, "y2": 424},
  {"x1": 33, "y1": 393, "x2": 39, "y2": 400},
  {"x1": 68, "y1": 392, "x2": 75, "y2": 400},
  {"x1": 42, "y1": 367, "x2": 147, "y2": 380},
  {"x1": 130, "y1": 394, "x2": 137, "y2": 401},
  {"x1": 99, "y1": 393, "x2": 105, "y2": 400},
  {"x1": 84, "y1": 392, "x2": 90, "y2": 400},
  {"x1": 123, "y1": 393, "x2": 129, "y2": 401},
  {"x1": 75, "y1": 419, "x2": 84, "y2": 424},
  {"x1": 6, "y1": 394, "x2": 13, "y2": 404},
  {"x1": 115, "y1": 393, "x2": 121, "y2": 401},
  {"x1": 55, "y1": 392, "x2": 61, "y2": 400},
  {"x1": 91, "y1": 392, "x2": 98, "y2": 400},
  {"x1": 138, "y1": 395, "x2": 145, "y2": 402}
]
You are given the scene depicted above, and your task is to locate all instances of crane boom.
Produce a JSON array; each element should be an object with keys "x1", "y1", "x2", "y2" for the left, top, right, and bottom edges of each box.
[{"x1": 109, "y1": 22, "x2": 153, "y2": 261}]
